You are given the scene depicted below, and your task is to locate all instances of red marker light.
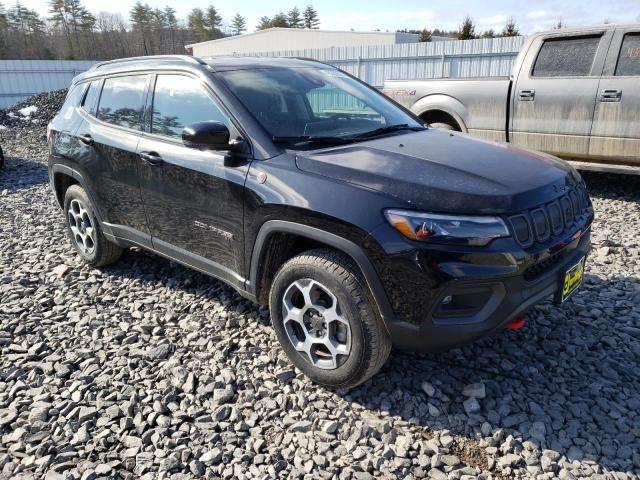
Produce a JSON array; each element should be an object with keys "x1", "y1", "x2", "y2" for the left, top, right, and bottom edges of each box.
[{"x1": 415, "y1": 222, "x2": 431, "y2": 239}]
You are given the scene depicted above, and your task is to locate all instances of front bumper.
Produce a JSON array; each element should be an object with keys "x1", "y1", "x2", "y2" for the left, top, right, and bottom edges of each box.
[{"x1": 379, "y1": 228, "x2": 591, "y2": 351}]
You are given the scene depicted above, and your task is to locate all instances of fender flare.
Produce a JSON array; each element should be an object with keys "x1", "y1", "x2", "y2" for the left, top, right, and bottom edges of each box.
[
  {"x1": 248, "y1": 220, "x2": 394, "y2": 320},
  {"x1": 411, "y1": 94, "x2": 468, "y2": 133},
  {"x1": 50, "y1": 163, "x2": 104, "y2": 223}
]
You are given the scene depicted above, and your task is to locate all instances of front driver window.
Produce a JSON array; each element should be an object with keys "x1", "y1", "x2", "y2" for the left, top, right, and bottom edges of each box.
[{"x1": 152, "y1": 75, "x2": 229, "y2": 139}]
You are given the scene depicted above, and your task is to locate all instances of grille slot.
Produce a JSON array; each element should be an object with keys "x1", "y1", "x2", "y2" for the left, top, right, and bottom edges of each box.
[{"x1": 508, "y1": 183, "x2": 590, "y2": 248}]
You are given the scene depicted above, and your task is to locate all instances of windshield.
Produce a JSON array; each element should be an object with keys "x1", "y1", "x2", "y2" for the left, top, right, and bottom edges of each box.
[{"x1": 219, "y1": 67, "x2": 423, "y2": 146}]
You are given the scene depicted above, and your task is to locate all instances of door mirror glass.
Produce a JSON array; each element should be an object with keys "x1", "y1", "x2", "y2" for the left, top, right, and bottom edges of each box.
[{"x1": 182, "y1": 121, "x2": 230, "y2": 150}]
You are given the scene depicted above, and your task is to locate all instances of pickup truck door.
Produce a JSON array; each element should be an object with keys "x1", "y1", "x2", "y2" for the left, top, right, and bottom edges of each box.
[
  {"x1": 510, "y1": 30, "x2": 613, "y2": 159},
  {"x1": 137, "y1": 73, "x2": 250, "y2": 285},
  {"x1": 590, "y1": 28, "x2": 640, "y2": 165}
]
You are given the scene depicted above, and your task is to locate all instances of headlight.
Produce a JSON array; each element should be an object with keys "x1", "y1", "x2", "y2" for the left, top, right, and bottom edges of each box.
[{"x1": 384, "y1": 209, "x2": 509, "y2": 246}]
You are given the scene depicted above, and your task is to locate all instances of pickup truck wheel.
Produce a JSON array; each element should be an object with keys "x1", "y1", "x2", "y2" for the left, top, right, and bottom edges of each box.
[
  {"x1": 63, "y1": 185, "x2": 123, "y2": 267},
  {"x1": 269, "y1": 249, "x2": 391, "y2": 389},
  {"x1": 428, "y1": 122, "x2": 456, "y2": 131}
]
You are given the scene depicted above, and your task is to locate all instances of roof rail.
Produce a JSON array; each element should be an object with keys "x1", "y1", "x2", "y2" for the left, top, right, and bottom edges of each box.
[{"x1": 91, "y1": 55, "x2": 205, "y2": 70}]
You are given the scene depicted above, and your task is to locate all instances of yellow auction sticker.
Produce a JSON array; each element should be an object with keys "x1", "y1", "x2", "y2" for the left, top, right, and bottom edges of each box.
[{"x1": 561, "y1": 256, "x2": 585, "y2": 302}]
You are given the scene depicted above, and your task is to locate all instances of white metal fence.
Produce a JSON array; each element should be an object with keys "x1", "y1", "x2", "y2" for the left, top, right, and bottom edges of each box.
[
  {"x1": 0, "y1": 60, "x2": 96, "y2": 108},
  {"x1": 239, "y1": 36, "x2": 527, "y2": 88},
  {"x1": 0, "y1": 36, "x2": 526, "y2": 108}
]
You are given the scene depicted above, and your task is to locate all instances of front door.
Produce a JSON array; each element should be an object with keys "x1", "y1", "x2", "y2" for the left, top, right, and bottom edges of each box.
[
  {"x1": 590, "y1": 28, "x2": 640, "y2": 165},
  {"x1": 511, "y1": 31, "x2": 611, "y2": 160},
  {"x1": 137, "y1": 73, "x2": 250, "y2": 283}
]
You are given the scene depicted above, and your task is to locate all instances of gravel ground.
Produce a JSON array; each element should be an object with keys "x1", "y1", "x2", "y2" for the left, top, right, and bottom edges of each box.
[{"x1": 1, "y1": 97, "x2": 639, "y2": 480}]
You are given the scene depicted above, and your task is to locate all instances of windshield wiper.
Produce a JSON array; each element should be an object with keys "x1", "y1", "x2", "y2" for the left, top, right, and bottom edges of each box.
[
  {"x1": 272, "y1": 135, "x2": 355, "y2": 145},
  {"x1": 352, "y1": 124, "x2": 424, "y2": 139}
]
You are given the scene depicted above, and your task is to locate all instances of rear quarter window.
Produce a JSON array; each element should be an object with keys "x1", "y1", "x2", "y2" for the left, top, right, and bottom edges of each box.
[
  {"x1": 81, "y1": 80, "x2": 102, "y2": 116},
  {"x1": 97, "y1": 75, "x2": 148, "y2": 130},
  {"x1": 58, "y1": 83, "x2": 87, "y2": 121},
  {"x1": 532, "y1": 35, "x2": 601, "y2": 77},
  {"x1": 615, "y1": 34, "x2": 640, "y2": 76}
]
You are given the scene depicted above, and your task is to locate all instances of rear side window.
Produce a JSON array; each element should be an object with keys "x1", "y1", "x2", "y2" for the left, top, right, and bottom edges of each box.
[
  {"x1": 97, "y1": 75, "x2": 147, "y2": 130},
  {"x1": 615, "y1": 34, "x2": 640, "y2": 76},
  {"x1": 58, "y1": 83, "x2": 87, "y2": 121},
  {"x1": 151, "y1": 74, "x2": 228, "y2": 139},
  {"x1": 82, "y1": 80, "x2": 101, "y2": 115},
  {"x1": 532, "y1": 36, "x2": 601, "y2": 77}
]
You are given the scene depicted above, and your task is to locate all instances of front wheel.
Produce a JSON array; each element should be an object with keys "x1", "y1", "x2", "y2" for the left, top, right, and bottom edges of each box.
[
  {"x1": 63, "y1": 184, "x2": 123, "y2": 267},
  {"x1": 269, "y1": 249, "x2": 391, "y2": 389}
]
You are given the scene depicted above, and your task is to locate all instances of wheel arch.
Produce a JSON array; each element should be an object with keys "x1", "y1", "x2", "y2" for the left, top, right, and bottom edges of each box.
[
  {"x1": 248, "y1": 220, "x2": 394, "y2": 321},
  {"x1": 411, "y1": 94, "x2": 468, "y2": 132},
  {"x1": 50, "y1": 164, "x2": 104, "y2": 223}
]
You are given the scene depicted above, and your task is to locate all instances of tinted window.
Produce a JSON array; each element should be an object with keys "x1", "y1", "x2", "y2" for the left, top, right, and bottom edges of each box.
[
  {"x1": 151, "y1": 75, "x2": 228, "y2": 139},
  {"x1": 615, "y1": 34, "x2": 640, "y2": 76},
  {"x1": 82, "y1": 80, "x2": 101, "y2": 115},
  {"x1": 97, "y1": 75, "x2": 147, "y2": 129},
  {"x1": 533, "y1": 36, "x2": 601, "y2": 77},
  {"x1": 221, "y1": 67, "x2": 421, "y2": 141}
]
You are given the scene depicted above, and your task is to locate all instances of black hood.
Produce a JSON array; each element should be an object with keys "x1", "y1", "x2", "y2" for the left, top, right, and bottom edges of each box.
[{"x1": 295, "y1": 129, "x2": 580, "y2": 214}]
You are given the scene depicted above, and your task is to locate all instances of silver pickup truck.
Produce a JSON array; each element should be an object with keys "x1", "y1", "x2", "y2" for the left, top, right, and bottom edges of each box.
[{"x1": 385, "y1": 24, "x2": 640, "y2": 175}]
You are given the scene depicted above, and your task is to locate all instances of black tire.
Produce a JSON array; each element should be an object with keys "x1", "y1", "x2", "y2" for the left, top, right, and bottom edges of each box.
[
  {"x1": 428, "y1": 122, "x2": 456, "y2": 131},
  {"x1": 269, "y1": 249, "x2": 392, "y2": 389},
  {"x1": 63, "y1": 184, "x2": 123, "y2": 267}
]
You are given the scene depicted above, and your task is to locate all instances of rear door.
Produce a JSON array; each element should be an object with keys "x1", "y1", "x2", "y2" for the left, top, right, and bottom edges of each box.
[
  {"x1": 75, "y1": 74, "x2": 151, "y2": 243},
  {"x1": 589, "y1": 28, "x2": 640, "y2": 165},
  {"x1": 137, "y1": 73, "x2": 250, "y2": 282},
  {"x1": 511, "y1": 30, "x2": 612, "y2": 159}
]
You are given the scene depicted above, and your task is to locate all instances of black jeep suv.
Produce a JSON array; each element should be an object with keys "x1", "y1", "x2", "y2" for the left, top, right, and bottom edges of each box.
[{"x1": 48, "y1": 55, "x2": 593, "y2": 388}]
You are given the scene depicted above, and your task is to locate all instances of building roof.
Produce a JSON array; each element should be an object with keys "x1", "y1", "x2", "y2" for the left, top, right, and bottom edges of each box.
[{"x1": 185, "y1": 27, "x2": 418, "y2": 49}]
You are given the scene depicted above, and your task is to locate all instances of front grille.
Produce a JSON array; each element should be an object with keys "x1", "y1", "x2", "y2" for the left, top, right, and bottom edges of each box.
[
  {"x1": 508, "y1": 183, "x2": 591, "y2": 248},
  {"x1": 523, "y1": 250, "x2": 567, "y2": 280}
]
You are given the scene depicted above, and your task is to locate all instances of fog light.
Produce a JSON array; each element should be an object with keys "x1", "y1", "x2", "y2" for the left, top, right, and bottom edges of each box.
[{"x1": 441, "y1": 295, "x2": 453, "y2": 305}]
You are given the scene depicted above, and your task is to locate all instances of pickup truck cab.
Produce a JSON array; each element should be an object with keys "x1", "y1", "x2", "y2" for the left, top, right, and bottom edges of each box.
[{"x1": 385, "y1": 24, "x2": 640, "y2": 175}]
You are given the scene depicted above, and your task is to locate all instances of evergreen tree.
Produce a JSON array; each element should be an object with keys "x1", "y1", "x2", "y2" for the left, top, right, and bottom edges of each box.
[
  {"x1": 418, "y1": 28, "x2": 431, "y2": 42},
  {"x1": 302, "y1": 5, "x2": 319, "y2": 29},
  {"x1": 256, "y1": 16, "x2": 271, "y2": 30},
  {"x1": 457, "y1": 16, "x2": 476, "y2": 40},
  {"x1": 187, "y1": 8, "x2": 208, "y2": 41},
  {"x1": 230, "y1": 13, "x2": 246, "y2": 35},
  {"x1": 502, "y1": 17, "x2": 519, "y2": 36},
  {"x1": 482, "y1": 29, "x2": 495, "y2": 38},
  {"x1": 205, "y1": 5, "x2": 222, "y2": 30},
  {"x1": 553, "y1": 19, "x2": 566, "y2": 29},
  {"x1": 270, "y1": 12, "x2": 289, "y2": 28},
  {"x1": 288, "y1": 7, "x2": 302, "y2": 28}
]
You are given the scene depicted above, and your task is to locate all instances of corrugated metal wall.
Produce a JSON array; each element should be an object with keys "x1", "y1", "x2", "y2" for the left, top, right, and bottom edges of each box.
[
  {"x1": 240, "y1": 36, "x2": 527, "y2": 87},
  {"x1": 0, "y1": 60, "x2": 96, "y2": 108},
  {"x1": 0, "y1": 36, "x2": 525, "y2": 108}
]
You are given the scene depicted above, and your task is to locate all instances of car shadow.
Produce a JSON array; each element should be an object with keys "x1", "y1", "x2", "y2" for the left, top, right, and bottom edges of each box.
[
  {"x1": 0, "y1": 154, "x2": 50, "y2": 192},
  {"x1": 99, "y1": 244, "x2": 639, "y2": 475},
  {"x1": 344, "y1": 271, "x2": 639, "y2": 475}
]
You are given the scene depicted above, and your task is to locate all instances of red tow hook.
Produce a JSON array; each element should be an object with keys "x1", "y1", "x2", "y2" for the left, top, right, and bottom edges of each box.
[{"x1": 505, "y1": 316, "x2": 526, "y2": 330}]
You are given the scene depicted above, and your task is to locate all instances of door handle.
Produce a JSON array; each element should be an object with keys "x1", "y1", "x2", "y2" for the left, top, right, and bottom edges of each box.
[
  {"x1": 599, "y1": 89, "x2": 622, "y2": 102},
  {"x1": 78, "y1": 134, "x2": 94, "y2": 146},
  {"x1": 139, "y1": 151, "x2": 164, "y2": 166},
  {"x1": 518, "y1": 89, "x2": 535, "y2": 101}
]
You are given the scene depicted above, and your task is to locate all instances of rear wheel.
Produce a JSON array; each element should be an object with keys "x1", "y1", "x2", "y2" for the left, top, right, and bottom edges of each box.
[
  {"x1": 63, "y1": 185, "x2": 123, "y2": 267},
  {"x1": 269, "y1": 249, "x2": 391, "y2": 389}
]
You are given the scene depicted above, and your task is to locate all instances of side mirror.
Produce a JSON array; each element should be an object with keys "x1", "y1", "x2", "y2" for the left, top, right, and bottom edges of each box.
[{"x1": 182, "y1": 121, "x2": 230, "y2": 150}]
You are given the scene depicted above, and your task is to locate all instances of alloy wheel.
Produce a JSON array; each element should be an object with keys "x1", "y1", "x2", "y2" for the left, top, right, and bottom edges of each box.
[
  {"x1": 67, "y1": 198, "x2": 96, "y2": 255},
  {"x1": 281, "y1": 278, "x2": 352, "y2": 370}
]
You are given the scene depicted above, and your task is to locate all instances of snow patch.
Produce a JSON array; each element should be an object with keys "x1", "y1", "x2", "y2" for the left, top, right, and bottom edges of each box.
[{"x1": 18, "y1": 105, "x2": 38, "y2": 117}]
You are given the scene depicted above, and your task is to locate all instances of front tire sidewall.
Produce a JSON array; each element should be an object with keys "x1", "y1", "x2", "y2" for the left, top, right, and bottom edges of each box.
[
  {"x1": 63, "y1": 186, "x2": 103, "y2": 265},
  {"x1": 270, "y1": 260, "x2": 372, "y2": 388}
]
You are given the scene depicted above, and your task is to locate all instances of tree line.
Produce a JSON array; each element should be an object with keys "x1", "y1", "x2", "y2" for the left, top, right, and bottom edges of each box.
[{"x1": 0, "y1": 1, "x2": 321, "y2": 60}]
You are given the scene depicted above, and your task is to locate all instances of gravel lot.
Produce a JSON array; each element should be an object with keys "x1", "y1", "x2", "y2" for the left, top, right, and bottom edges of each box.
[{"x1": 1, "y1": 95, "x2": 639, "y2": 480}]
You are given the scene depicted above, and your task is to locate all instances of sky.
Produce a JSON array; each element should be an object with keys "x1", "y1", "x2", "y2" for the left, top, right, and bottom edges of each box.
[{"x1": 24, "y1": 0, "x2": 640, "y2": 34}]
